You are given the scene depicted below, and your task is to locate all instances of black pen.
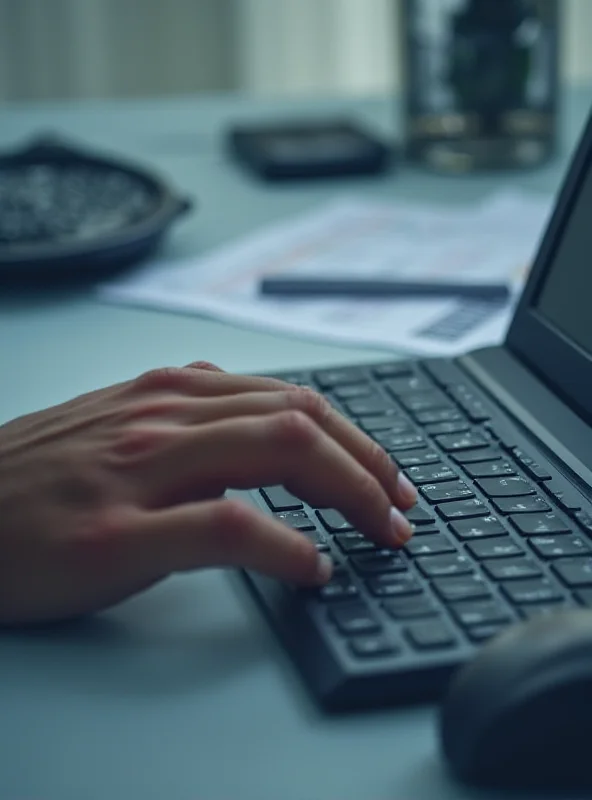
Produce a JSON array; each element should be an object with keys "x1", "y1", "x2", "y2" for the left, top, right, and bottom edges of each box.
[{"x1": 259, "y1": 276, "x2": 511, "y2": 301}]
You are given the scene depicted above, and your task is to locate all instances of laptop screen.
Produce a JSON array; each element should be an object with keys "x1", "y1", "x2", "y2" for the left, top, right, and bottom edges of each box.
[
  {"x1": 506, "y1": 107, "x2": 592, "y2": 421},
  {"x1": 535, "y1": 152, "x2": 592, "y2": 355}
]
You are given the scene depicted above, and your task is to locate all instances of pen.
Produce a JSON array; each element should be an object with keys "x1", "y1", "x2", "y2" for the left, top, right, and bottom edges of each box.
[{"x1": 259, "y1": 276, "x2": 511, "y2": 301}]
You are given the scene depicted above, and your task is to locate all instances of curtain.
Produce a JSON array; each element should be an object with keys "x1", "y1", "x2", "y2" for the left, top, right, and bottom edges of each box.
[
  {"x1": 0, "y1": 0, "x2": 237, "y2": 101},
  {"x1": 0, "y1": 0, "x2": 590, "y2": 102}
]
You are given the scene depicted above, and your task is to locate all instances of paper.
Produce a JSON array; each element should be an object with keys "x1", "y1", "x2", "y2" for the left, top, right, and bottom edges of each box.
[{"x1": 98, "y1": 189, "x2": 553, "y2": 357}]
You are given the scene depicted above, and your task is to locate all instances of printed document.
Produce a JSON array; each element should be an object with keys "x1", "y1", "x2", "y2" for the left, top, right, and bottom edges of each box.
[{"x1": 98, "y1": 190, "x2": 552, "y2": 357}]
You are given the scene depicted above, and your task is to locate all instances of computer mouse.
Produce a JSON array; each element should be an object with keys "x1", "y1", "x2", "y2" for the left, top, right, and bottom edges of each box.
[{"x1": 439, "y1": 608, "x2": 592, "y2": 793}]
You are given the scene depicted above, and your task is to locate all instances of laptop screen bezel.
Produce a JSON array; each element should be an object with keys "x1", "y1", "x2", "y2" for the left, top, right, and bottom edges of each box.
[{"x1": 506, "y1": 105, "x2": 592, "y2": 421}]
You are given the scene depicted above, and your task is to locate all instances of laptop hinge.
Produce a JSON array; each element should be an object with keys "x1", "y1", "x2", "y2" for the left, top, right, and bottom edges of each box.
[{"x1": 459, "y1": 345, "x2": 592, "y2": 493}]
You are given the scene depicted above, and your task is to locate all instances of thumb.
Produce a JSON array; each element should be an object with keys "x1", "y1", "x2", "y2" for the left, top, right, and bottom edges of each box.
[{"x1": 122, "y1": 498, "x2": 334, "y2": 586}]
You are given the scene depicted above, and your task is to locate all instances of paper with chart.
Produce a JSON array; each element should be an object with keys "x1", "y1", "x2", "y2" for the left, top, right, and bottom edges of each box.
[{"x1": 98, "y1": 189, "x2": 553, "y2": 357}]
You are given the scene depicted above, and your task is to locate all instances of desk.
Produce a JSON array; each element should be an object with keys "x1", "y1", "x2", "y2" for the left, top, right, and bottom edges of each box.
[{"x1": 1, "y1": 87, "x2": 591, "y2": 800}]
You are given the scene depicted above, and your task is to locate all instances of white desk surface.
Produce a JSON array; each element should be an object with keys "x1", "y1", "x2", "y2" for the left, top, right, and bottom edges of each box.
[{"x1": 1, "y1": 86, "x2": 591, "y2": 800}]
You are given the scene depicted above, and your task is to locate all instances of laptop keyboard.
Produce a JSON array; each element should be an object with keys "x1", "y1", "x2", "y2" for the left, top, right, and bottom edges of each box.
[{"x1": 238, "y1": 357, "x2": 592, "y2": 710}]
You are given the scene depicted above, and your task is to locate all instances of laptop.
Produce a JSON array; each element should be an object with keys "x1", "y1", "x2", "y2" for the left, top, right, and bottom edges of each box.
[{"x1": 231, "y1": 105, "x2": 592, "y2": 712}]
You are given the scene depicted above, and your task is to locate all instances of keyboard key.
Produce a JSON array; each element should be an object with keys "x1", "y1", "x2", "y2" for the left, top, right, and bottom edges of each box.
[
  {"x1": 450, "y1": 599, "x2": 512, "y2": 627},
  {"x1": 404, "y1": 505, "x2": 437, "y2": 525},
  {"x1": 519, "y1": 461, "x2": 552, "y2": 482},
  {"x1": 510, "y1": 512, "x2": 571, "y2": 536},
  {"x1": 361, "y1": 417, "x2": 411, "y2": 434},
  {"x1": 466, "y1": 538, "x2": 525, "y2": 559},
  {"x1": 335, "y1": 533, "x2": 377, "y2": 554},
  {"x1": 273, "y1": 371, "x2": 311, "y2": 386},
  {"x1": 432, "y1": 574, "x2": 491, "y2": 602},
  {"x1": 316, "y1": 573, "x2": 359, "y2": 602},
  {"x1": 543, "y1": 479, "x2": 583, "y2": 513},
  {"x1": 575, "y1": 588, "x2": 592, "y2": 606},
  {"x1": 463, "y1": 461, "x2": 516, "y2": 479},
  {"x1": 410, "y1": 526, "x2": 441, "y2": 536},
  {"x1": 369, "y1": 426, "x2": 417, "y2": 446},
  {"x1": 575, "y1": 511, "x2": 592, "y2": 535},
  {"x1": 383, "y1": 596, "x2": 437, "y2": 619},
  {"x1": 421, "y1": 481, "x2": 474, "y2": 504},
  {"x1": 529, "y1": 535, "x2": 590, "y2": 559},
  {"x1": 399, "y1": 392, "x2": 453, "y2": 414},
  {"x1": 329, "y1": 603, "x2": 380, "y2": 635},
  {"x1": 448, "y1": 383, "x2": 492, "y2": 422},
  {"x1": 396, "y1": 449, "x2": 440, "y2": 467},
  {"x1": 476, "y1": 476, "x2": 535, "y2": 498},
  {"x1": 452, "y1": 400, "x2": 490, "y2": 424},
  {"x1": 350, "y1": 551, "x2": 408, "y2": 575},
  {"x1": 435, "y1": 432, "x2": 489, "y2": 452},
  {"x1": 260, "y1": 486, "x2": 303, "y2": 511},
  {"x1": 346, "y1": 397, "x2": 399, "y2": 416},
  {"x1": 315, "y1": 584, "x2": 358, "y2": 602},
  {"x1": 552, "y1": 557, "x2": 592, "y2": 588},
  {"x1": 301, "y1": 529, "x2": 330, "y2": 551},
  {"x1": 334, "y1": 383, "x2": 375, "y2": 400},
  {"x1": 519, "y1": 604, "x2": 568, "y2": 619},
  {"x1": 421, "y1": 358, "x2": 465, "y2": 388},
  {"x1": 384, "y1": 375, "x2": 433, "y2": 395},
  {"x1": 357, "y1": 406, "x2": 404, "y2": 421},
  {"x1": 425, "y1": 421, "x2": 470, "y2": 436},
  {"x1": 501, "y1": 579, "x2": 564, "y2": 605},
  {"x1": 451, "y1": 447, "x2": 501, "y2": 464},
  {"x1": 466, "y1": 623, "x2": 508, "y2": 642},
  {"x1": 415, "y1": 409, "x2": 463, "y2": 425},
  {"x1": 314, "y1": 368, "x2": 366, "y2": 389},
  {"x1": 317, "y1": 509, "x2": 354, "y2": 532},
  {"x1": 511, "y1": 448, "x2": 552, "y2": 481},
  {"x1": 366, "y1": 573, "x2": 423, "y2": 597},
  {"x1": 275, "y1": 510, "x2": 316, "y2": 530},
  {"x1": 405, "y1": 463, "x2": 457, "y2": 485},
  {"x1": 493, "y1": 496, "x2": 551, "y2": 515},
  {"x1": 404, "y1": 534, "x2": 456, "y2": 557},
  {"x1": 378, "y1": 432, "x2": 425, "y2": 451},
  {"x1": 416, "y1": 553, "x2": 474, "y2": 578},
  {"x1": 437, "y1": 498, "x2": 490, "y2": 520},
  {"x1": 483, "y1": 558, "x2": 542, "y2": 581},
  {"x1": 483, "y1": 422, "x2": 517, "y2": 451},
  {"x1": 449, "y1": 515, "x2": 506, "y2": 539},
  {"x1": 554, "y1": 494, "x2": 583, "y2": 515},
  {"x1": 372, "y1": 362, "x2": 414, "y2": 379},
  {"x1": 349, "y1": 635, "x2": 399, "y2": 658},
  {"x1": 405, "y1": 619, "x2": 456, "y2": 649}
]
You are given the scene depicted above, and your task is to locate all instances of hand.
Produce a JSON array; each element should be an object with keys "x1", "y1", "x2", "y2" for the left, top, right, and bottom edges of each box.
[{"x1": 0, "y1": 361, "x2": 417, "y2": 625}]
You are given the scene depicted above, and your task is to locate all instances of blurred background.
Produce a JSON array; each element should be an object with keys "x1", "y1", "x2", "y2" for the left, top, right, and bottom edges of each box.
[{"x1": 1, "y1": 0, "x2": 591, "y2": 104}]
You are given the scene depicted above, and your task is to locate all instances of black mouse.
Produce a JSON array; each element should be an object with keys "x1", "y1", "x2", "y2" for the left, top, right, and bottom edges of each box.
[{"x1": 439, "y1": 608, "x2": 592, "y2": 793}]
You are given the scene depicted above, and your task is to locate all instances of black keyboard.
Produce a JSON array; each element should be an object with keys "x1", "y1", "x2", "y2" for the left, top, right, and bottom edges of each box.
[{"x1": 236, "y1": 357, "x2": 592, "y2": 711}]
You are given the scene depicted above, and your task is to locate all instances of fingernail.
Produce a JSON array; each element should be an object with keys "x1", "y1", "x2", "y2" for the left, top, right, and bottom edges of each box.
[
  {"x1": 397, "y1": 471, "x2": 418, "y2": 505},
  {"x1": 314, "y1": 552, "x2": 333, "y2": 583},
  {"x1": 390, "y1": 506, "x2": 414, "y2": 545}
]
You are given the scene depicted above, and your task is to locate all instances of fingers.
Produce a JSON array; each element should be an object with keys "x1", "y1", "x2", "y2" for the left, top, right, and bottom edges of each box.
[
  {"x1": 117, "y1": 363, "x2": 416, "y2": 545},
  {"x1": 131, "y1": 412, "x2": 413, "y2": 548},
  {"x1": 289, "y1": 388, "x2": 417, "y2": 510},
  {"x1": 130, "y1": 364, "x2": 293, "y2": 399},
  {"x1": 112, "y1": 498, "x2": 333, "y2": 586},
  {"x1": 160, "y1": 388, "x2": 417, "y2": 510}
]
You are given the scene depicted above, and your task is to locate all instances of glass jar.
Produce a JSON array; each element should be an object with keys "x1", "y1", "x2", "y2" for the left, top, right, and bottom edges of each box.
[{"x1": 399, "y1": 0, "x2": 560, "y2": 172}]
